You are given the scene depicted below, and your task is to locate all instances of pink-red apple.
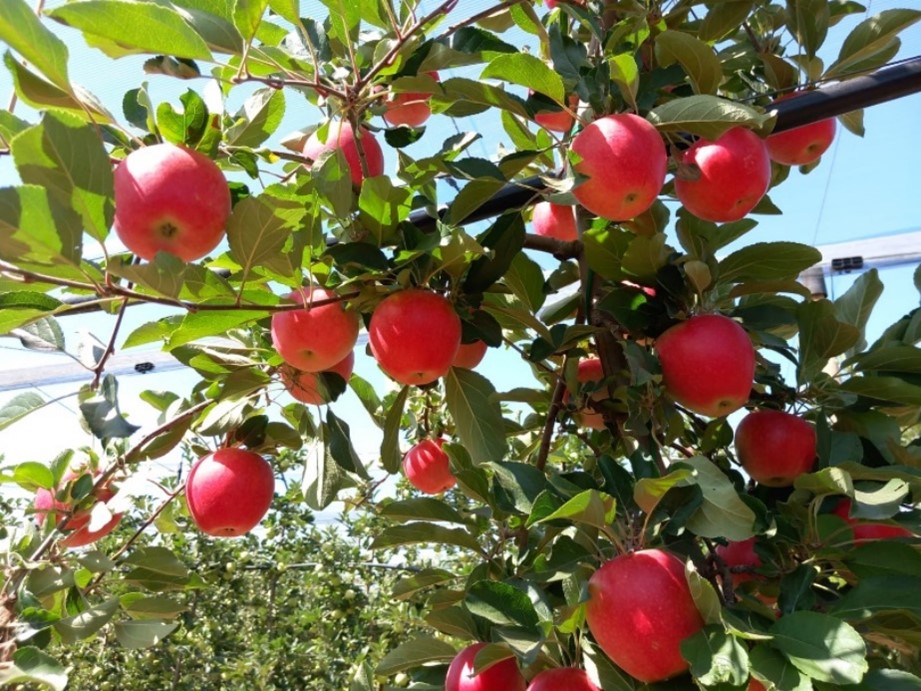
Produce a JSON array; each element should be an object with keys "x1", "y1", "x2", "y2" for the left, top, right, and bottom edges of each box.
[
  {"x1": 586, "y1": 548, "x2": 705, "y2": 682},
  {"x1": 563, "y1": 358, "x2": 608, "y2": 430},
  {"x1": 532, "y1": 201, "x2": 578, "y2": 241},
  {"x1": 735, "y1": 409, "x2": 816, "y2": 486},
  {"x1": 34, "y1": 466, "x2": 122, "y2": 548},
  {"x1": 656, "y1": 314, "x2": 755, "y2": 417},
  {"x1": 749, "y1": 680, "x2": 767, "y2": 691},
  {"x1": 452, "y1": 340, "x2": 488, "y2": 370},
  {"x1": 445, "y1": 643, "x2": 526, "y2": 691},
  {"x1": 280, "y1": 351, "x2": 354, "y2": 405},
  {"x1": 185, "y1": 448, "x2": 275, "y2": 537},
  {"x1": 303, "y1": 120, "x2": 384, "y2": 186},
  {"x1": 113, "y1": 143, "x2": 231, "y2": 261},
  {"x1": 369, "y1": 289, "x2": 461, "y2": 386},
  {"x1": 528, "y1": 667, "x2": 599, "y2": 690},
  {"x1": 832, "y1": 499, "x2": 913, "y2": 542},
  {"x1": 766, "y1": 94, "x2": 836, "y2": 166},
  {"x1": 271, "y1": 286, "x2": 360, "y2": 373},
  {"x1": 383, "y1": 72, "x2": 439, "y2": 128},
  {"x1": 402, "y1": 438, "x2": 456, "y2": 494},
  {"x1": 715, "y1": 537, "x2": 761, "y2": 588},
  {"x1": 570, "y1": 113, "x2": 667, "y2": 221},
  {"x1": 674, "y1": 126, "x2": 771, "y2": 222},
  {"x1": 533, "y1": 93, "x2": 579, "y2": 133}
]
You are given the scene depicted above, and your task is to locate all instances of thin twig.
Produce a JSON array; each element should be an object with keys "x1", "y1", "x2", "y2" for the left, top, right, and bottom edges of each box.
[{"x1": 536, "y1": 371, "x2": 568, "y2": 472}]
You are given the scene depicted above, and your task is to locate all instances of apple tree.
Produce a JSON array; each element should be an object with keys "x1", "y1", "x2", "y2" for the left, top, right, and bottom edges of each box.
[{"x1": 2, "y1": 0, "x2": 921, "y2": 689}]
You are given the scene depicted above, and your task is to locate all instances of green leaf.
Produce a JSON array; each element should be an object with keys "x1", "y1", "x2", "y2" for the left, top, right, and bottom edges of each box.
[
  {"x1": 113, "y1": 620, "x2": 179, "y2": 649},
  {"x1": 503, "y1": 252, "x2": 546, "y2": 312},
  {"x1": 227, "y1": 195, "x2": 299, "y2": 287},
  {"x1": 226, "y1": 88, "x2": 285, "y2": 147},
  {"x1": 3, "y1": 55, "x2": 109, "y2": 123},
  {"x1": 786, "y1": 0, "x2": 830, "y2": 59},
  {"x1": 12, "y1": 316, "x2": 66, "y2": 352},
  {"x1": 0, "y1": 647, "x2": 68, "y2": 691},
  {"x1": 107, "y1": 253, "x2": 186, "y2": 299},
  {"x1": 55, "y1": 597, "x2": 119, "y2": 644},
  {"x1": 654, "y1": 30, "x2": 722, "y2": 95},
  {"x1": 634, "y1": 468, "x2": 695, "y2": 515},
  {"x1": 719, "y1": 242, "x2": 821, "y2": 283},
  {"x1": 445, "y1": 367, "x2": 508, "y2": 465},
  {"x1": 648, "y1": 95, "x2": 773, "y2": 140},
  {"x1": 371, "y1": 523, "x2": 481, "y2": 552},
  {"x1": 49, "y1": 1, "x2": 213, "y2": 60},
  {"x1": 681, "y1": 626, "x2": 749, "y2": 686},
  {"x1": 681, "y1": 456, "x2": 756, "y2": 541},
  {"x1": 156, "y1": 89, "x2": 209, "y2": 147},
  {"x1": 489, "y1": 461, "x2": 547, "y2": 514},
  {"x1": 0, "y1": 0, "x2": 70, "y2": 89},
  {"x1": 825, "y1": 9, "x2": 921, "y2": 78},
  {"x1": 463, "y1": 213, "x2": 526, "y2": 292},
  {"x1": 357, "y1": 176, "x2": 413, "y2": 246},
  {"x1": 481, "y1": 53, "x2": 564, "y2": 103},
  {"x1": 325, "y1": 410, "x2": 369, "y2": 479},
  {"x1": 466, "y1": 580, "x2": 540, "y2": 629},
  {"x1": 840, "y1": 376, "x2": 921, "y2": 406},
  {"x1": 380, "y1": 386, "x2": 409, "y2": 474},
  {"x1": 834, "y1": 268, "x2": 882, "y2": 356},
  {"x1": 621, "y1": 232, "x2": 672, "y2": 282},
  {"x1": 797, "y1": 299, "x2": 860, "y2": 385},
  {"x1": 375, "y1": 636, "x2": 457, "y2": 676},
  {"x1": 530, "y1": 489, "x2": 616, "y2": 530},
  {"x1": 79, "y1": 374, "x2": 141, "y2": 439},
  {"x1": 123, "y1": 547, "x2": 189, "y2": 579},
  {"x1": 433, "y1": 77, "x2": 529, "y2": 119},
  {"x1": 749, "y1": 644, "x2": 810, "y2": 691},
  {"x1": 232, "y1": 0, "x2": 268, "y2": 44},
  {"x1": 581, "y1": 226, "x2": 630, "y2": 280},
  {"x1": 380, "y1": 497, "x2": 467, "y2": 524},
  {"x1": 0, "y1": 391, "x2": 47, "y2": 432},
  {"x1": 10, "y1": 461, "x2": 54, "y2": 491},
  {"x1": 301, "y1": 439, "x2": 344, "y2": 511},
  {"x1": 0, "y1": 185, "x2": 82, "y2": 267},
  {"x1": 119, "y1": 594, "x2": 187, "y2": 620},
  {"x1": 699, "y1": 1, "x2": 755, "y2": 42},
  {"x1": 850, "y1": 345, "x2": 921, "y2": 375},
  {"x1": 166, "y1": 310, "x2": 266, "y2": 350},
  {"x1": 830, "y1": 575, "x2": 921, "y2": 619},
  {"x1": 769, "y1": 611, "x2": 867, "y2": 684},
  {"x1": 0, "y1": 291, "x2": 62, "y2": 334}
]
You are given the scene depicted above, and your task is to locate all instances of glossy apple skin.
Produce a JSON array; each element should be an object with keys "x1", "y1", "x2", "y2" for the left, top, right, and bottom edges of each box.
[
  {"x1": 452, "y1": 341, "x2": 488, "y2": 370},
  {"x1": 656, "y1": 314, "x2": 755, "y2": 417},
  {"x1": 674, "y1": 127, "x2": 771, "y2": 223},
  {"x1": 832, "y1": 499, "x2": 913, "y2": 542},
  {"x1": 766, "y1": 94, "x2": 836, "y2": 166},
  {"x1": 586, "y1": 549, "x2": 705, "y2": 683},
  {"x1": 34, "y1": 468, "x2": 122, "y2": 548},
  {"x1": 532, "y1": 201, "x2": 578, "y2": 241},
  {"x1": 563, "y1": 358, "x2": 608, "y2": 430},
  {"x1": 384, "y1": 72, "x2": 439, "y2": 128},
  {"x1": 715, "y1": 537, "x2": 761, "y2": 588},
  {"x1": 402, "y1": 438, "x2": 456, "y2": 494},
  {"x1": 571, "y1": 113, "x2": 667, "y2": 221},
  {"x1": 369, "y1": 289, "x2": 462, "y2": 386},
  {"x1": 735, "y1": 410, "x2": 816, "y2": 487},
  {"x1": 113, "y1": 143, "x2": 231, "y2": 261},
  {"x1": 271, "y1": 286, "x2": 360, "y2": 373},
  {"x1": 527, "y1": 667, "x2": 599, "y2": 690},
  {"x1": 533, "y1": 94, "x2": 578, "y2": 133},
  {"x1": 280, "y1": 351, "x2": 354, "y2": 405},
  {"x1": 445, "y1": 643, "x2": 526, "y2": 691},
  {"x1": 186, "y1": 448, "x2": 275, "y2": 537},
  {"x1": 303, "y1": 120, "x2": 384, "y2": 186}
]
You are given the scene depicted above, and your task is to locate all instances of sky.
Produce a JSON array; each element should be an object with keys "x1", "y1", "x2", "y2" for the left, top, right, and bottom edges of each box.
[{"x1": 0, "y1": 0, "x2": 919, "y2": 512}]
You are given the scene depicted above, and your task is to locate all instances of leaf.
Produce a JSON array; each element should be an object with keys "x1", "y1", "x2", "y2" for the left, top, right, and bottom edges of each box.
[
  {"x1": 634, "y1": 468, "x2": 695, "y2": 515},
  {"x1": 621, "y1": 233, "x2": 672, "y2": 281},
  {"x1": 227, "y1": 195, "x2": 297, "y2": 287},
  {"x1": 749, "y1": 644, "x2": 810, "y2": 691},
  {"x1": 719, "y1": 242, "x2": 821, "y2": 283},
  {"x1": 226, "y1": 87, "x2": 285, "y2": 147},
  {"x1": 301, "y1": 439, "x2": 344, "y2": 511},
  {"x1": 444, "y1": 367, "x2": 507, "y2": 465},
  {"x1": 465, "y1": 580, "x2": 540, "y2": 629},
  {"x1": 325, "y1": 410, "x2": 369, "y2": 479},
  {"x1": 834, "y1": 268, "x2": 882, "y2": 356},
  {"x1": 107, "y1": 253, "x2": 186, "y2": 298},
  {"x1": 119, "y1": 594, "x2": 186, "y2": 620},
  {"x1": 380, "y1": 497, "x2": 467, "y2": 524},
  {"x1": 699, "y1": 1, "x2": 755, "y2": 42},
  {"x1": 10, "y1": 461, "x2": 54, "y2": 491},
  {"x1": 840, "y1": 376, "x2": 921, "y2": 406},
  {"x1": 0, "y1": 185, "x2": 82, "y2": 267},
  {"x1": 681, "y1": 456, "x2": 756, "y2": 541},
  {"x1": 113, "y1": 620, "x2": 179, "y2": 649},
  {"x1": 156, "y1": 89, "x2": 209, "y2": 147},
  {"x1": 232, "y1": 0, "x2": 268, "y2": 44},
  {"x1": 530, "y1": 489, "x2": 616, "y2": 530},
  {"x1": 371, "y1": 523, "x2": 481, "y2": 552},
  {"x1": 380, "y1": 386, "x2": 409, "y2": 473},
  {"x1": 797, "y1": 300, "x2": 861, "y2": 385},
  {"x1": 433, "y1": 77, "x2": 529, "y2": 120},
  {"x1": 375, "y1": 636, "x2": 457, "y2": 676},
  {"x1": 769, "y1": 611, "x2": 867, "y2": 684},
  {"x1": 654, "y1": 30, "x2": 722, "y2": 94},
  {"x1": 481, "y1": 53, "x2": 564, "y2": 102},
  {"x1": 829, "y1": 575, "x2": 921, "y2": 619},
  {"x1": 49, "y1": 1, "x2": 213, "y2": 61},
  {"x1": 0, "y1": 0, "x2": 70, "y2": 89},
  {"x1": 54, "y1": 597, "x2": 119, "y2": 644},
  {"x1": 0, "y1": 647, "x2": 68, "y2": 691},
  {"x1": 825, "y1": 9, "x2": 921, "y2": 78},
  {"x1": 78, "y1": 375, "x2": 141, "y2": 440},
  {"x1": 787, "y1": 0, "x2": 830, "y2": 59},
  {"x1": 681, "y1": 626, "x2": 749, "y2": 686},
  {"x1": 503, "y1": 252, "x2": 546, "y2": 312},
  {"x1": 648, "y1": 95, "x2": 774, "y2": 140},
  {"x1": 850, "y1": 345, "x2": 921, "y2": 374},
  {"x1": 357, "y1": 177, "x2": 413, "y2": 246},
  {"x1": 0, "y1": 391, "x2": 47, "y2": 432},
  {"x1": 12, "y1": 316, "x2": 65, "y2": 352}
]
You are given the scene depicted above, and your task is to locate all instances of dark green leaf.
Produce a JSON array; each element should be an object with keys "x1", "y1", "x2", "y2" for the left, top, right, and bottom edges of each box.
[
  {"x1": 375, "y1": 636, "x2": 457, "y2": 676},
  {"x1": 0, "y1": 647, "x2": 67, "y2": 691},
  {"x1": 78, "y1": 375, "x2": 141, "y2": 439},
  {"x1": 371, "y1": 523, "x2": 481, "y2": 552},
  {"x1": 654, "y1": 30, "x2": 722, "y2": 95},
  {"x1": 481, "y1": 53, "x2": 564, "y2": 102},
  {"x1": 797, "y1": 300, "x2": 860, "y2": 385},
  {"x1": 445, "y1": 367, "x2": 507, "y2": 465},
  {"x1": 325, "y1": 409, "x2": 369, "y2": 479},
  {"x1": 380, "y1": 386, "x2": 409, "y2": 473},
  {"x1": 649, "y1": 95, "x2": 774, "y2": 140},
  {"x1": 825, "y1": 9, "x2": 921, "y2": 78},
  {"x1": 834, "y1": 268, "x2": 882, "y2": 356},
  {"x1": 681, "y1": 456, "x2": 756, "y2": 541},
  {"x1": 466, "y1": 580, "x2": 540, "y2": 629},
  {"x1": 681, "y1": 626, "x2": 749, "y2": 686},
  {"x1": 719, "y1": 242, "x2": 821, "y2": 283},
  {"x1": 769, "y1": 611, "x2": 867, "y2": 684},
  {"x1": 380, "y1": 497, "x2": 467, "y2": 524},
  {"x1": 530, "y1": 489, "x2": 616, "y2": 530},
  {"x1": 113, "y1": 620, "x2": 179, "y2": 649}
]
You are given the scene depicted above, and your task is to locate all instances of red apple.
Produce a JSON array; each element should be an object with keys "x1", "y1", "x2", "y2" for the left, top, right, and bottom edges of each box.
[
  {"x1": 185, "y1": 448, "x2": 275, "y2": 537},
  {"x1": 766, "y1": 94, "x2": 836, "y2": 166},
  {"x1": 532, "y1": 201, "x2": 578, "y2": 241},
  {"x1": 570, "y1": 113, "x2": 667, "y2": 222},
  {"x1": 271, "y1": 286, "x2": 360, "y2": 373},
  {"x1": 445, "y1": 643, "x2": 526, "y2": 691},
  {"x1": 563, "y1": 358, "x2": 608, "y2": 430},
  {"x1": 533, "y1": 93, "x2": 579, "y2": 133},
  {"x1": 113, "y1": 143, "x2": 231, "y2": 261},
  {"x1": 715, "y1": 537, "x2": 761, "y2": 588},
  {"x1": 674, "y1": 126, "x2": 771, "y2": 222},
  {"x1": 735, "y1": 410, "x2": 816, "y2": 486},
  {"x1": 452, "y1": 340, "x2": 488, "y2": 370},
  {"x1": 831, "y1": 499, "x2": 913, "y2": 542},
  {"x1": 369, "y1": 289, "x2": 462, "y2": 386},
  {"x1": 303, "y1": 120, "x2": 384, "y2": 186},
  {"x1": 34, "y1": 466, "x2": 122, "y2": 549},
  {"x1": 586, "y1": 549, "x2": 705, "y2": 683},
  {"x1": 280, "y1": 351, "x2": 354, "y2": 405},
  {"x1": 383, "y1": 72, "x2": 439, "y2": 128},
  {"x1": 528, "y1": 667, "x2": 600, "y2": 690},
  {"x1": 749, "y1": 680, "x2": 767, "y2": 691},
  {"x1": 402, "y1": 438, "x2": 456, "y2": 494}
]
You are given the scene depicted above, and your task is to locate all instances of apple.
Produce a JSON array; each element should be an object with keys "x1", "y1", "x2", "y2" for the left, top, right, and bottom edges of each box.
[
  {"x1": 674, "y1": 126, "x2": 771, "y2": 222},
  {"x1": 831, "y1": 499, "x2": 913, "y2": 542},
  {"x1": 586, "y1": 548, "x2": 705, "y2": 682},
  {"x1": 34, "y1": 466, "x2": 122, "y2": 548},
  {"x1": 369, "y1": 289, "x2": 462, "y2": 386},
  {"x1": 527, "y1": 667, "x2": 599, "y2": 690},
  {"x1": 533, "y1": 93, "x2": 579, "y2": 133},
  {"x1": 113, "y1": 143, "x2": 231, "y2": 262},
  {"x1": 656, "y1": 314, "x2": 755, "y2": 417},
  {"x1": 185, "y1": 448, "x2": 275, "y2": 537},
  {"x1": 402, "y1": 438, "x2": 456, "y2": 494},
  {"x1": 383, "y1": 72, "x2": 439, "y2": 128},
  {"x1": 766, "y1": 94, "x2": 836, "y2": 166},
  {"x1": 735, "y1": 410, "x2": 816, "y2": 486},
  {"x1": 571, "y1": 113, "x2": 667, "y2": 222},
  {"x1": 271, "y1": 286, "x2": 360, "y2": 373},
  {"x1": 452, "y1": 340, "x2": 488, "y2": 370},
  {"x1": 445, "y1": 643, "x2": 526, "y2": 691},
  {"x1": 749, "y1": 680, "x2": 767, "y2": 691},
  {"x1": 715, "y1": 537, "x2": 761, "y2": 588},
  {"x1": 563, "y1": 358, "x2": 608, "y2": 430},
  {"x1": 303, "y1": 120, "x2": 384, "y2": 186},
  {"x1": 532, "y1": 201, "x2": 578, "y2": 241},
  {"x1": 280, "y1": 351, "x2": 355, "y2": 405}
]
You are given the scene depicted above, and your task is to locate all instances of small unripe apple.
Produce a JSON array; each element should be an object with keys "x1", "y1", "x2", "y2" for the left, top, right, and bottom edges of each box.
[
  {"x1": 571, "y1": 113, "x2": 667, "y2": 221},
  {"x1": 766, "y1": 94, "x2": 836, "y2": 166},
  {"x1": 563, "y1": 358, "x2": 608, "y2": 430},
  {"x1": 280, "y1": 351, "x2": 355, "y2": 405},
  {"x1": 527, "y1": 667, "x2": 599, "y2": 690},
  {"x1": 715, "y1": 537, "x2": 761, "y2": 588},
  {"x1": 113, "y1": 143, "x2": 231, "y2": 261},
  {"x1": 185, "y1": 448, "x2": 275, "y2": 537},
  {"x1": 831, "y1": 499, "x2": 913, "y2": 542},
  {"x1": 586, "y1": 548, "x2": 705, "y2": 682},
  {"x1": 532, "y1": 201, "x2": 577, "y2": 241},
  {"x1": 271, "y1": 286, "x2": 360, "y2": 373},
  {"x1": 369, "y1": 289, "x2": 461, "y2": 386},
  {"x1": 735, "y1": 409, "x2": 816, "y2": 486},
  {"x1": 445, "y1": 643, "x2": 526, "y2": 691},
  {"x1": 656, "y1": 314, "x2": 755, "y2": 417},
  {"x1": 452, "y1": 340, "x2": 488, "y2": 370},
  {"x1": 674, "y1": 127, "x2": 771, "y2": 222},
  {"x1": 303, "y1": 120, "x2": 384, "y2": 186},
  {"x1": 383, "y1": 72, "x2": 439, "y2": 128},
  {"x1": 34, "y1": 465, "x2": 122, "y2": 548},
  {"x1": 402, "y1": 438, "x2": 456, "y2": 494}
]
